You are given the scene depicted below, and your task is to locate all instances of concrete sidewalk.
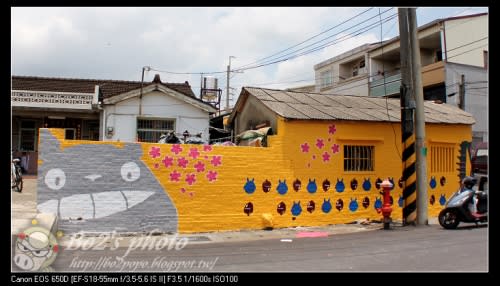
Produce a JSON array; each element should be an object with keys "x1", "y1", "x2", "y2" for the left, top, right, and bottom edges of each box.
[{"x1": 12, "y1": 177, "x2": 438, "y2": 247}]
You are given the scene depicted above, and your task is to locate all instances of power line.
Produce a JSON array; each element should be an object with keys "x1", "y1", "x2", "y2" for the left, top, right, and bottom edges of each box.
[
  {"x1": 248, "y1": 78, "x2": 315, "y2": 87},
  {"x1": 233, "y1": 13, "x2": 398, "y2": 73},
  {"x1": 145, "y1": 9, "x2": 390, "y2": 76},
  {"x1": 246, "y1": 35, "x2": 489, "y2": 91},
  {"x1": 446, "y1": 36, "x2": 487, "y2": 53},
  {"x1": 233, "y1": 10, "x2": 397, "y2": 71},
  {"x1": 150, "y1": 9, "x2": 396, "y2": 77},
  {"x1": 447, "y1": 43, "x2": 488, "y2": 60},
  {"x1": 146, "y1": 9, "x2": 486, "y2": 91},
  {"x1": 234, "y1": 8, "x2": 375, "y2": 69},
  {"x1": 377, "y1": 7, "x2": 401, "y2": 160}
]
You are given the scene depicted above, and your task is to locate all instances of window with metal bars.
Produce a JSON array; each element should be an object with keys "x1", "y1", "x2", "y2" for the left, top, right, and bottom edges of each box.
[
  {"x1": 343, "y1": 145, "x2": 375, "y2": 172},
  {"x1": 137, "y1": 118, "x2": 175, "y2": 143},
  {"x1": 19, "y1": 120, "x2": 36, "y2": 151},
  {"x1": 430, "y1": 145, "x2": 454, "y2": 173}
]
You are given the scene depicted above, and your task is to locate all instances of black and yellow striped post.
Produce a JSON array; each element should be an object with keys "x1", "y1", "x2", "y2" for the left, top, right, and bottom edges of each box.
[
  {"x1": 400, "y1": 85, "x2": 417, "y2": 225},
  {"x1": 399, "y1": 9, "x2": 417, "y2": 225}
]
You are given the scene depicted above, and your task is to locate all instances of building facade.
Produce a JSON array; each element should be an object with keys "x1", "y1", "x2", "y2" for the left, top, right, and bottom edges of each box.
[
  {"x1": 11, "y1": 75, "x2": 216, "y2": 174},
  {"x1": 313, "y1": 12, "x2": 488, "y2": 146}
]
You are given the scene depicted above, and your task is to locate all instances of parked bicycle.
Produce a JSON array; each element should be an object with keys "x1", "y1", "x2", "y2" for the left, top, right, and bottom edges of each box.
[{"x1": 11, "y1": 157, "x2": 23, "y2": 192}]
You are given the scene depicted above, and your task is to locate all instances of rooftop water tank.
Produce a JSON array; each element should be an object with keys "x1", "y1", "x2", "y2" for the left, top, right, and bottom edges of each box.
[{"x1": 202, "y1": 76, "x2": 218, "y2": 101}]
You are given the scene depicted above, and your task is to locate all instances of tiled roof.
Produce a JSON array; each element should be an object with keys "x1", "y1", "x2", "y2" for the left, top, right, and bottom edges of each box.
[
  {"x1": 11, "y1": 75, "x2": 196, "y2": 98},
  {"x1": 237, "y1": 87, "x2": 475, "y2": 125}
]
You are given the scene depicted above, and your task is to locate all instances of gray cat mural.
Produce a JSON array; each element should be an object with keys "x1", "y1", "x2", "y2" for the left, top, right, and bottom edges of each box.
[{"x1": 37, "y1": 129, "x2": 178, "y2": 234}]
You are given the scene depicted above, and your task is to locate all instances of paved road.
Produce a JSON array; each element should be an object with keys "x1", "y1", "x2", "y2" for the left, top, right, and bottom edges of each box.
[
  {"x1": 11, "y1": 178, "x2": 488, "y2": 272},
  {"x1": 35, "y1": 223, "x2": 487, "y2": 272}
]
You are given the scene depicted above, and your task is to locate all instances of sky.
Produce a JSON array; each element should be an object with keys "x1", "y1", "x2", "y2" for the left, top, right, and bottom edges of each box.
[{"x1": 11, "y1": 7, "x2": 488, "y2": 109}]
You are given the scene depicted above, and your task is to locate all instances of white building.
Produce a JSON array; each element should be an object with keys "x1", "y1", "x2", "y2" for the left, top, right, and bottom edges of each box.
[
  {"x1": 313, "y1": 12, "x2": 488, "y2": 146},
  {"x1": 11, "y1": 74, "x2": 216, "y2": 174}
]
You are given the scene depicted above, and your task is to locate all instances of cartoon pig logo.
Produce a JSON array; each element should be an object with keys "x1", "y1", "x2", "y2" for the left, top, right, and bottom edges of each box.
[
  {"x1": 14, "y1": 226, "x2": 59, "y2": 271},
  {"x1": 398, "y1": 195, "x2": 404, "y2": 208},
  {"x1": 374, "y1": 197, "x2": 382, "y2": 210},
  {"x1": 375, "y1": 178, "x2": 383, "y2": 189}
]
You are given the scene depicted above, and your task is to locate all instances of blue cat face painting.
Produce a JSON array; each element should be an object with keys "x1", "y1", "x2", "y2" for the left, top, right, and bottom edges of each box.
[
  {"x1": 307, "y1": 179, "x2": 317, "y2": 194},
  {"x1": 277, "y1": 180, "x2": 288, "y2": 195},
  {"x1": 244, "y1": 178, "x2": 256, "y2": 194}
]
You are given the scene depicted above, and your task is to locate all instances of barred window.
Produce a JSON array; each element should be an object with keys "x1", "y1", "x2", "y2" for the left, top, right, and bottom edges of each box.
[
  {"x1": 137, "y1": 118, "x2": 175, "y2": 143},
  {"x1": 19, "y1": 120, "x2": 36, "y2": 151},
  {"x1": 430, "y1": 145, "x2": 454, "y2": 173},
  {"x1": 344, "y1": 145, "x2": 374, "y2": 172}
]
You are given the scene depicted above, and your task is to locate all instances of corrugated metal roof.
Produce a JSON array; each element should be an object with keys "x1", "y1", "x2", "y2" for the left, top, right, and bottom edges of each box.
[
  {"x1": 240, "y1": 87, "x2": 475, "y2": 125},
  {"x1": 264, "y1": 89, "x2": 302, "y2": 104},
  {"x1": 287, "y1": 103, "x2": 334, "y2": 120}
]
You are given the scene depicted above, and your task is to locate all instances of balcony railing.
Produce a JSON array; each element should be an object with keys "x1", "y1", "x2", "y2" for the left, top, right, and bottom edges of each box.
[
  {"x1": 370, "y1": 72, "x2": 401, "y2": 97},
  {"x1": 11, "y1": 90, "x2": 97, "y2": 110},
  {"x1": 369, "y1": 61, "x2": 445, "y2": 97}
]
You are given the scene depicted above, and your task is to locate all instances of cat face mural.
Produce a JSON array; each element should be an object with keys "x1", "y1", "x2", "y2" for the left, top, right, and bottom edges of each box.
[
  {"x1": 277, "y1": 180, "x2": 288, "y2": 195},
  {"x1": 37, "y1": 130, "x2": 178, "y2": 234},
  {"x1": 307, "y1": 179, "x2": 317, "y2": 194},
  {"x1": 244, "y1": 178, "x2": 256, "y2": 194}
]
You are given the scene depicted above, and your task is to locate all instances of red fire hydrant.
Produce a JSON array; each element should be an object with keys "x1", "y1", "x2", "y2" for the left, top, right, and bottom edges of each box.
[{"x1": 379, "y1": 178, "x2": 393, "y2": 230}]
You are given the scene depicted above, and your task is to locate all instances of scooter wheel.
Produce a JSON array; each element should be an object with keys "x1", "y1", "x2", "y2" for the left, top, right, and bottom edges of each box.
[{"x1": 438, "y1": 209, "x2": 460, "y2": 229}]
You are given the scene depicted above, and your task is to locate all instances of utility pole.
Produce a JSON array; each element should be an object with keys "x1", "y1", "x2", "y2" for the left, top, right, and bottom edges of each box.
[
  {"x1": 408, "y1": 8, "x2": 428, "y2": 226},
  {"x1": 458, "y1": 74, "x2": 465, "y2": 110},
  {"x1": 226, "y1": 56, "x2": 235, "y2": 112},
  {"x1": 399, "y1": 8, "x2": 428, "y2": 226},
  {"x1": 398, "y1": 8, "x2": 417, "y2": 226},
  {"x1": 140, "y1": 66, "x2": 151, "y2": 116}
]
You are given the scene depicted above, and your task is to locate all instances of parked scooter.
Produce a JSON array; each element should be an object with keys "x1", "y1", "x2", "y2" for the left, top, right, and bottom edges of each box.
[
  {"x1": 438, "y1": 176, "x2": 487, "y2": 229},
  {"x1": 11, "y1": 157, "x2": 23, "y2": 192}
]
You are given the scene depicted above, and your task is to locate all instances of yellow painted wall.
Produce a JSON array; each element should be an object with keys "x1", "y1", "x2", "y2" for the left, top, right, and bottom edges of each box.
[{"x1": 41, "y1": 119, "x2": 471, "y2": 233}]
